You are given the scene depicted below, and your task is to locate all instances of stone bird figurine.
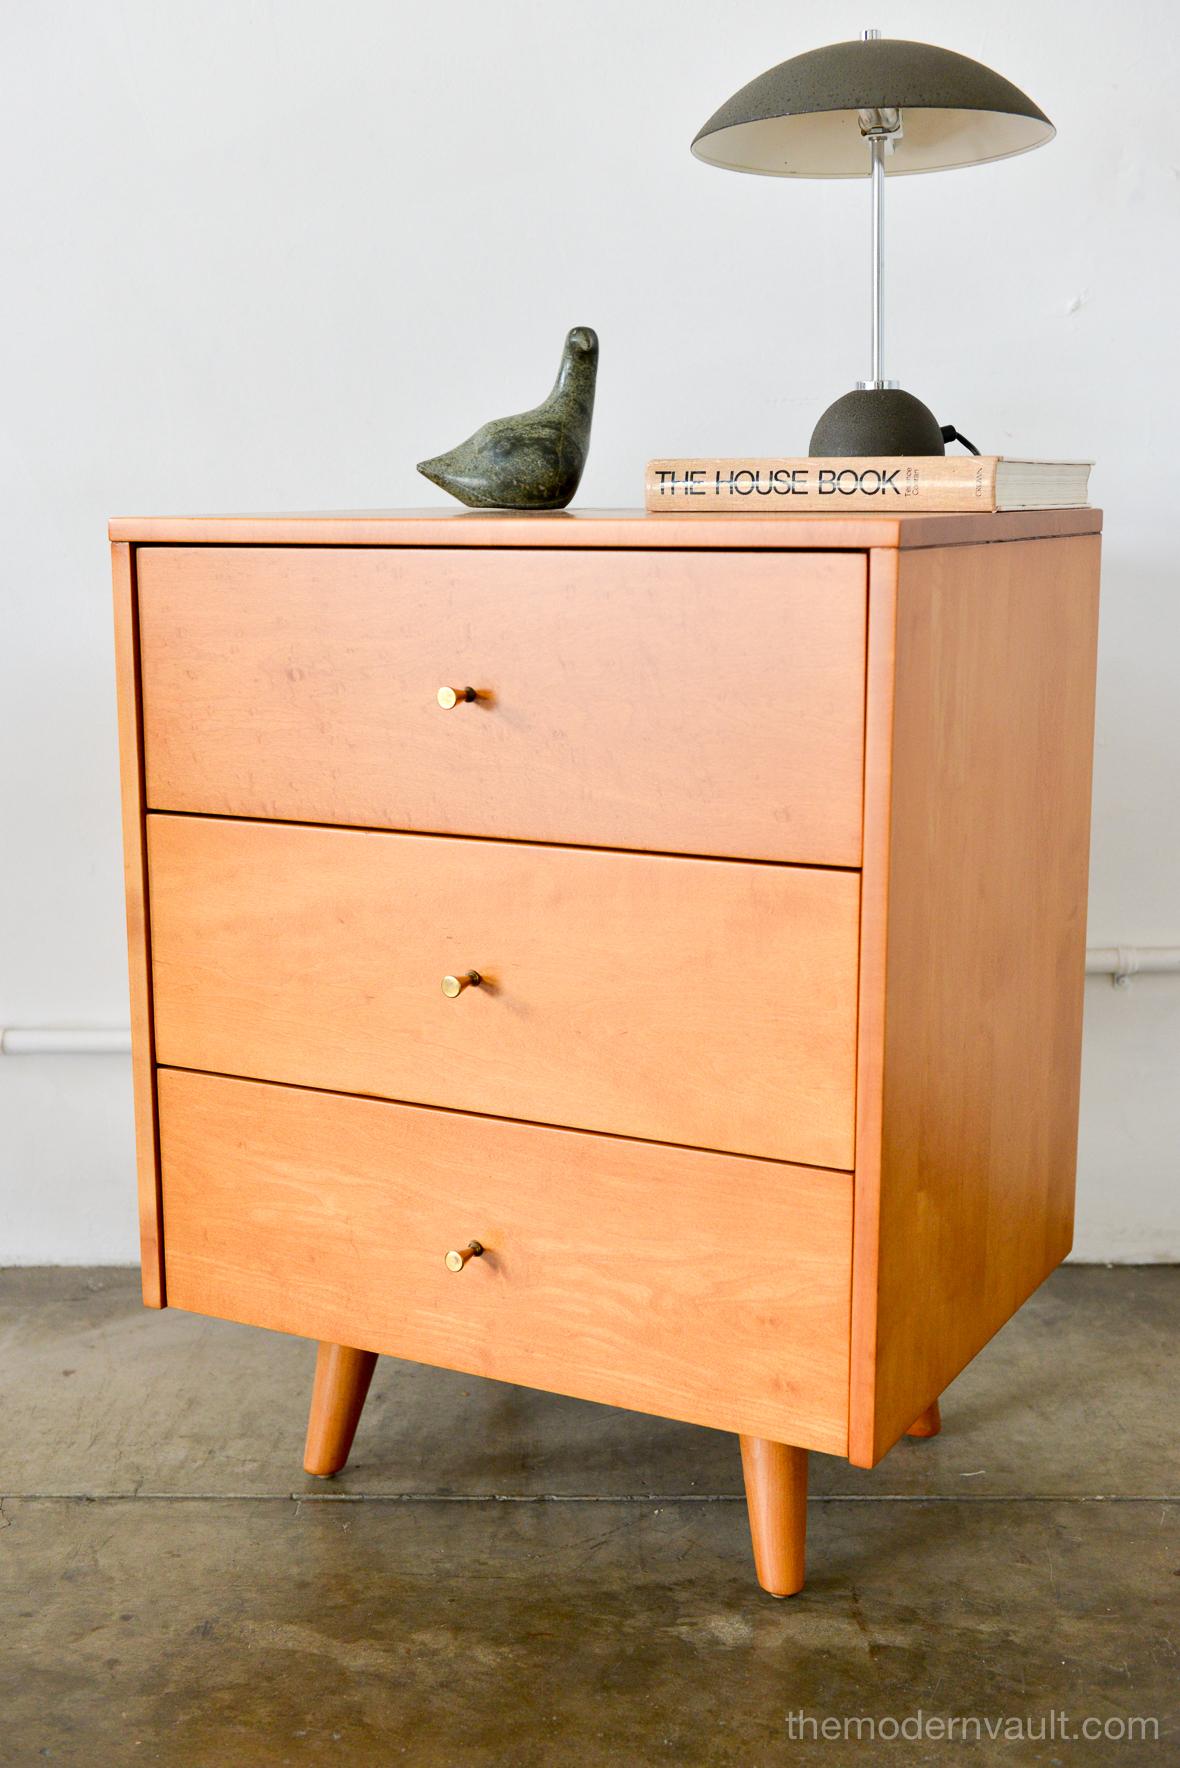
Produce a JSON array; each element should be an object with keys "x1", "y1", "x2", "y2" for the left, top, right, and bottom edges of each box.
[{"x1": 417, "y1": 326, "x2": 598, "y2": 510}]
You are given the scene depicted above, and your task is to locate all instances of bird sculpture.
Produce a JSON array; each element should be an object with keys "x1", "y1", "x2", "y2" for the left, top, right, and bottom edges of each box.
[{"x1": 417, "y1": 326, "x2": 598, "y2": 510}]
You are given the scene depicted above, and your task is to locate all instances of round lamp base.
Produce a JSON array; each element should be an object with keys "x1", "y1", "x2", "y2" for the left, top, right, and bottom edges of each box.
[{"x1": 809, "y1": 387, "x2": 946, "y2": 458}]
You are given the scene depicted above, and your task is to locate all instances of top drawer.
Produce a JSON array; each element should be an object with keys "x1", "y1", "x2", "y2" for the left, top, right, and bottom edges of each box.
[{"x1": 137, "y1": 546, "x2": 866, "y2": 865}]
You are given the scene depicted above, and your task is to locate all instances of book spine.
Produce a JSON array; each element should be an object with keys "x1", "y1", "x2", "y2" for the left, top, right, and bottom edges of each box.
[{"x1": 645, "y1": 458, "x2": 1000, "y2": 513}]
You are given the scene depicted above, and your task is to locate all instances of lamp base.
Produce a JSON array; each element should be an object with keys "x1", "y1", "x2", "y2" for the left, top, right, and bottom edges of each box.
[{"x1": 809, "y1": 387, "x2": 945, "y2": 458}]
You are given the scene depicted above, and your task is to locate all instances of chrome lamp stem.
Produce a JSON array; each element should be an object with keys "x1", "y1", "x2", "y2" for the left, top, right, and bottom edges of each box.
[
  {"x1": 870, "y1": 133, "x2": 885, "y2": 387},
  {"x1": 860, "y1": 25, "x2": 893, "y2": 391}
]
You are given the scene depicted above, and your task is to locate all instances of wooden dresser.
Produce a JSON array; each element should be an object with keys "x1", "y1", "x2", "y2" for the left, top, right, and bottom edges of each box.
[{"x1": 111, "y1": 507, "x2": 1101, "y2": 1595}]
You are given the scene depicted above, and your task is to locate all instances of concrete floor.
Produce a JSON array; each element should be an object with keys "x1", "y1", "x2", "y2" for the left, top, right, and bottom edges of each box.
[{"x1": 2, "y1": 1267, "x2": 1176, "y2": 1766}]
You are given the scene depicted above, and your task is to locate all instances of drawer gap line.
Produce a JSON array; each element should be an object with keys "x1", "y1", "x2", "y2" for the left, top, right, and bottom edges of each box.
[
  {"x1": 154, "y1": 1063, "x2": 857, "y2": 1177},
  {"x1": 143, "y1": 809, "x2": 864, "y2": 873}
]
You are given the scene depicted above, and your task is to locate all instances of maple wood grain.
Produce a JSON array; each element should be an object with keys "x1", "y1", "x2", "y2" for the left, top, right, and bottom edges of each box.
[
  {"x1": 303, "y1": 1343, "x2": 379, "y2": 1476},
  {"x1": 111, "y1": 542, "x2": 164, "y2": 1306},
  {"x1": 109, "y1": 507, "x2": 1104, "y2": 1599},
  {"x1": 158, "y1": 1068, "x2": 853, "y2": 1454},
  {"x1": 109, "y1": 506, "x2": 1102, "y2": 550},
  {"x1": 136, "y1": 544, "x2": 867, "y2": 865},
  {"x1": 850, "y1": 535, "x2": 1101, "y2": 1466},
  {"x1": 739, "y1": 1436, "x2": 809, "y2": 1596},
  {"x1": 905, "y1": 1400, "x2": 942, "y2": 1439},
  {"x1": 146, "y1": 815, "x2": 861, "y2": 1169}
]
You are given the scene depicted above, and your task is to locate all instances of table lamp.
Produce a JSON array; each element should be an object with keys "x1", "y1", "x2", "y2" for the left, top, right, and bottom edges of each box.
[{"x1": 692, "y1": 29, "x2": 1054, "y2": 456}]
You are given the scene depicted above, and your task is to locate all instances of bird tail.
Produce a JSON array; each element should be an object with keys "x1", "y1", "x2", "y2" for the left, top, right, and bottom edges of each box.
[{"x1": 417, "y1": 456, "x2": 452, "y2": 491}]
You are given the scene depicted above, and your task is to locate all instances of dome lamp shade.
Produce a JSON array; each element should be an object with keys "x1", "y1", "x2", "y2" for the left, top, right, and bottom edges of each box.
[{"x1": 692, "y1": 36, "x2": 1054, "y2": 177}]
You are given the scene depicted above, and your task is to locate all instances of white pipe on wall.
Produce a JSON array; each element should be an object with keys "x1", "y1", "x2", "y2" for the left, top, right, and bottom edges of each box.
[
  {"x1": 1085, "y1": 947, "x2": 1180, "y2": 989},
  {"x1": 0, "y1": 1027, "x2": 132, "y2": 1055},
  {"x1": 3, "y1": 946, "x2": 1179, "y2": 1052}
]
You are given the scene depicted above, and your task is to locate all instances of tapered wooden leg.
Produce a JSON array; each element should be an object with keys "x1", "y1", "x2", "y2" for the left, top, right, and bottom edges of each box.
[
  {"x1": 303, "y1": 1342, "x2": 378, "y2": 1476},
  {"x1": 739, "y1": 1435, "x2": 808, "y2": 1597},
  {"x1": 905, "y1": 1399, "x2": 942, "y2": 1438}
]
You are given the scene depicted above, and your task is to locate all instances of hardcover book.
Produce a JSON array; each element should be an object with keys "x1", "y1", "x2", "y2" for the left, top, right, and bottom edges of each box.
[{"x1": 645, "y1": 457, "x2": 1092, "y2": 513}]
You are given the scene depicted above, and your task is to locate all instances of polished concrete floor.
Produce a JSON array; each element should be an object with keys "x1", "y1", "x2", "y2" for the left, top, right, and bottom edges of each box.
[{"x1": 2, "y1": 1266, "x2": 1176, "y2": 1766}]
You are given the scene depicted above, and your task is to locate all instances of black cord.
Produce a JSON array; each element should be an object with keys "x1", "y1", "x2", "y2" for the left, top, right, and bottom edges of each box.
[{"x1": 940, "y1": 425, "x2": 980, "y2": 456}]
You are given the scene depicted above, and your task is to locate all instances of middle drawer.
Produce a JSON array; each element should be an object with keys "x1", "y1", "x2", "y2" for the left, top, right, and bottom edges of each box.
[{"x1": 147, "y1": 815, "x2": 859, "y2": 1168}]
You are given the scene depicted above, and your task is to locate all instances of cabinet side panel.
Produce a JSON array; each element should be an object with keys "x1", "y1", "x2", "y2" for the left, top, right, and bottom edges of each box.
[
  {"x1": 112, "y1": 542, "x2": 165, "y2": 1305},
  {"x1": 855, "y1": 535, "x2": 1100, "y2": 1464},
  {"x1": 849, "y1": 549, "x2": 899, "y2": 1462}
]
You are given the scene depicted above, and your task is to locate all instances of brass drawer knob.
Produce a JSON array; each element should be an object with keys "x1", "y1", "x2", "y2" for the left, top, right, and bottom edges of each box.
[
  {"x1": 441, "y1": 970, "x2": 482, "y2": 998},
  {"x1": 437, "y1": 685, "x2": 477, "y2": 709},
  {"x1": 445, "y1": 1241, "x2": 484, "y2": 1273}
]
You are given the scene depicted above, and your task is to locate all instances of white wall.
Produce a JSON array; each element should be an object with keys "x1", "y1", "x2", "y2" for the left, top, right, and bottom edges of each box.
[{"x1": 2, "y1": 0, "x2": 1177, "y2": 1262}]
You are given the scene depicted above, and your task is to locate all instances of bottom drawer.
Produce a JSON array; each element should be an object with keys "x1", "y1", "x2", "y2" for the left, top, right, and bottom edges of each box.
[{"x1": 157, "y1": 1068, "x2": 852, "y2": 1453}]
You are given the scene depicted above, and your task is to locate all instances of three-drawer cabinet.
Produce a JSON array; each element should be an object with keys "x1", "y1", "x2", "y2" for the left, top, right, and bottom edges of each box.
[{"x1": 111, "y1": 506, "x2": 1101, "y2": 1595}]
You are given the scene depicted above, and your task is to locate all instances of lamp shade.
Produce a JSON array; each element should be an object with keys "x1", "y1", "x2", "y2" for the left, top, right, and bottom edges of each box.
[{"x1": 692, "y1": 36, "x2": 1053, "y2": 177}]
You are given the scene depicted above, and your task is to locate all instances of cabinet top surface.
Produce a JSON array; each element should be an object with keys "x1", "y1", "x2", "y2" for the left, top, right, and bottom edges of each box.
[{"x1": 110, "y1": 506, "x2": 1101, "y2": 551}]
